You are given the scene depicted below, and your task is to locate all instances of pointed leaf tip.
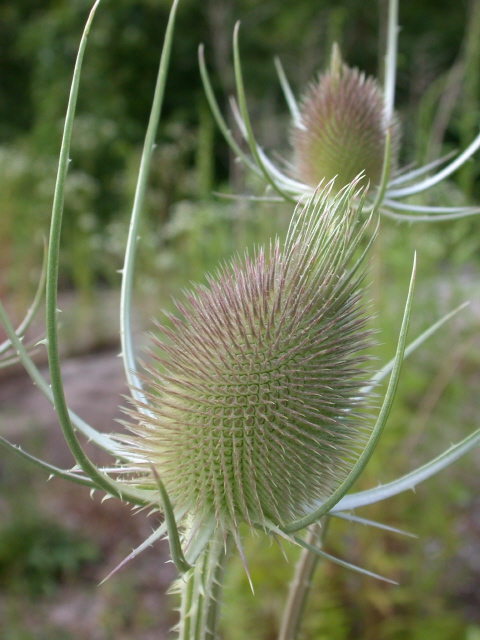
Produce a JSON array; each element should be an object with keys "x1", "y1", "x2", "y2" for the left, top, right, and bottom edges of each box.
[{"x1": 151, "y1": 466, "x2": 192, "y2": 574}]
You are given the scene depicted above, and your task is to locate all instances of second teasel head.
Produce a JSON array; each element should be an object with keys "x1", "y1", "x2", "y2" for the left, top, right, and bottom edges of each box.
[{"x1": 291, "y1": 45, "x2": 400, "y2": 194}]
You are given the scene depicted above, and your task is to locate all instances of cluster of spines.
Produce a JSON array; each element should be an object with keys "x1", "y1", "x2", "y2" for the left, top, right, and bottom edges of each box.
[
  {"x1": 123, "y1": 181, "x2": 375, "y2": 540},
  {"x1": 292, "y1": 46, "x2": 399, "y2": 193}
]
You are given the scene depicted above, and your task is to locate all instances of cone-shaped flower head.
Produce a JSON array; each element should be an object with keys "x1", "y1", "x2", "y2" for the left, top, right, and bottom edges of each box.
[
  {"x1": 125, "y1": 180, "x2": 375, "y2": 538},
  {"x1": 292, "y1": 45, "x2": 399, "y2": 194},
  {"x1": 201, "y1": 17, "x2": 480, "y2": 220}
]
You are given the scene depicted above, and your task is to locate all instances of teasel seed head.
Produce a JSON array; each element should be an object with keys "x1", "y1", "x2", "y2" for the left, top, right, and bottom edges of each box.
[
  {"x1": 124, "y1": 180, "x2": 375, "y2": 540},
  {"x1": 292, "y1": 44, "x2": 399, "y2": 193}
]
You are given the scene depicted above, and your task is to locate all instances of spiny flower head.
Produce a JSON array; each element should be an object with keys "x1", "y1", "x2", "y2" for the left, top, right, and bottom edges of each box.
[
  {"x1": 200, "y1": 5, "x2": 480, "y2": 220},
  {"x1": 124, "y1": 180, "x2": 375, "y2": 539},
  {"x1": 292, "y1": 45, "x2": 399, "y2": 193}
]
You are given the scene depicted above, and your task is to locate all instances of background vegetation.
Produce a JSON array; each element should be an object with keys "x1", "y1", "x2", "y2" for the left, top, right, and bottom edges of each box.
[{"x1": 1, "y1": 0, "x2": 480, "y2": 638}]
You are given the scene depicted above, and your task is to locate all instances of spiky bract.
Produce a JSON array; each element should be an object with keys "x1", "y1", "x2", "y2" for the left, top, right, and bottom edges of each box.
[
  {"x1": 125, "y1": 181, "x2": 374, "y2": 537},
  {"x1": 292, "y1": 46, "x2": 399, "y2": 193}
]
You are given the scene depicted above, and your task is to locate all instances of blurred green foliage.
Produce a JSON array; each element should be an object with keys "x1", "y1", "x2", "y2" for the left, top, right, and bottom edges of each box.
[
  {"x1": 0, "y1": 446, "x2": 100, "y2": 598},
  {"x1": 0, "y1": 517, "x2": 99, "y2": 595},
  {"x1": 1, "y1": 0, "x2": 479, "y2": 295}
]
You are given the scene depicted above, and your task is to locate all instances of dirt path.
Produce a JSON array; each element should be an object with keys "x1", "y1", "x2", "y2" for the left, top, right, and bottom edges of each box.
[{"x1": 0, "y1": 349, "x2": 177, "y2": 639}]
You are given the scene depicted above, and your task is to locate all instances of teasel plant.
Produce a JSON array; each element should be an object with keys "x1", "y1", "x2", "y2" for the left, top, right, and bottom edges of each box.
[
  {"x1": 1, "y1": 1, "x2": 480, "y2": 639},
  {"x1": 199, "y1": 0, "x2": 480, "y2": 222}
]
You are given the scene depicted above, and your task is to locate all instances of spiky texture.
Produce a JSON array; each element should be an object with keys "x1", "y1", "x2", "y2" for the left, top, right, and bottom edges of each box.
[
  {"x1": 292, "y1": 46, "x2": 399, "y2": 193},
  {"x1": 124, "y1": 181, "x2": 374, "y2": 537}
]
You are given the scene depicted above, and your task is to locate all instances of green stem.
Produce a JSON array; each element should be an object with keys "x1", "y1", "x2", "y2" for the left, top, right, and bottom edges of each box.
[
  {"x1": 178, "y1": 564, "x2": 195, "y2": 640},
  {"x1": 383, "y1": 0, "x2": 399, "y2": 122},
  {"x1": 43, "y1": 0, "x2": 148, "y2": 506},
  {"x1": 278, "y1": 521, "x2": 329, "y2": 640},
  {"x1": 178, "y1": 530, "x2": 232, "y2": 640}
]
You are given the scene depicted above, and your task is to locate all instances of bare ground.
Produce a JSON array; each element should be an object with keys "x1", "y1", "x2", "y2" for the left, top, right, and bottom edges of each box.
[{"x1": 0, "y1": 348, "x2": 177, "y2": 640}]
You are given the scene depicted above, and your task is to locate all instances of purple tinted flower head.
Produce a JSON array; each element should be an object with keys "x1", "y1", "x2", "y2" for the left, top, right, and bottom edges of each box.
[{"x1": 124, "y1": 180, "x2": 375, "y2": 541}]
